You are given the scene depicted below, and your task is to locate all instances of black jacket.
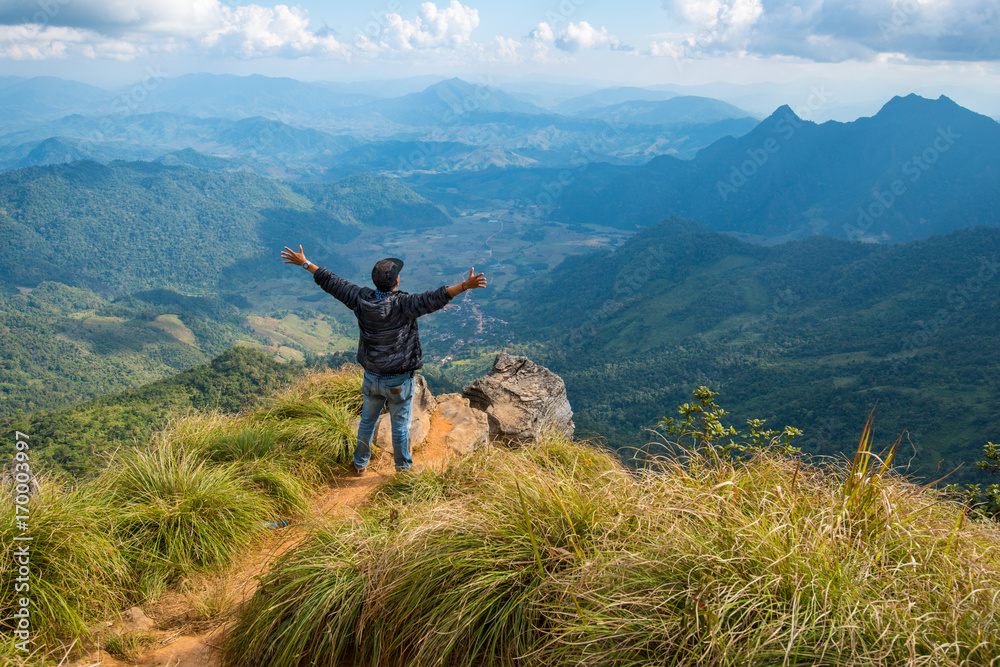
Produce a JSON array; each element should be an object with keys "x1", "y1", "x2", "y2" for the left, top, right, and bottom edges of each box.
[{"x1": 314, "y1": 267, "x2": 453, "y2": 374}]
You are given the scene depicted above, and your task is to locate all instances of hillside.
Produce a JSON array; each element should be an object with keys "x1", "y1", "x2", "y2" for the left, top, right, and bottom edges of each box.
[
  {"x1": 501, "y1": 217, "x2": 1000, "y2": 483},
  {"x1": 2, "y1": 346, "x2": 302, "y2": 476},
  {"x1": 572, "y1": 95, "x2": 754, "y2": 124},
  {"x1": 2, "y1": 365, "x2": 997, "y2": 667},
  {"x1": 0, "y1": 160, "x2": 447, "y2": 294},
  {"x1": 555, "y1": 95, "x2": 1000, "y2": 243}
]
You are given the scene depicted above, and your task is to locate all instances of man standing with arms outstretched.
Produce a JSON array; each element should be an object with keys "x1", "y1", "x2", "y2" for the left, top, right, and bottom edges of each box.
[{"x1": 280, "y1": 245, "x2": 487, "y2": 475}]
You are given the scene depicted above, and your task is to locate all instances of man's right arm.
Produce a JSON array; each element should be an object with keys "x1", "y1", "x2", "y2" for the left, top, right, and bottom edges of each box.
[{"x1": 281, "y1": 244, "x2": 361, "y2": 309}]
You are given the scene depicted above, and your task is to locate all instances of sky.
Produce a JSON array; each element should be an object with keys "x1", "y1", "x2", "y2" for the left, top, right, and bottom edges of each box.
[{"x1": 0, "y1": 0, "x2": 997, "y2": 117}]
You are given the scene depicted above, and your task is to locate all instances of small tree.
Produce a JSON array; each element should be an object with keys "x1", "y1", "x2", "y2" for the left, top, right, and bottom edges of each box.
[
  {"x1": 946, "y1": 442, "x2": 1000, "y2": 522},
  {"x1": 658, "y1": 386, "x2": 802, "y2": 460}
]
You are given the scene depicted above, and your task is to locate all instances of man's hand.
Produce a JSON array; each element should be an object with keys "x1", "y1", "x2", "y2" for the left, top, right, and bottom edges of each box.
[
  {"x1": 447, "y1": 267, "x2": 487, "y2": 297},
  {"x1": 281, "y1": 245, "x2": 317, "y2": 273}
]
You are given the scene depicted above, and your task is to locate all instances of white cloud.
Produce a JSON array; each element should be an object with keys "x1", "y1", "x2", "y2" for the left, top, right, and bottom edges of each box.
[
  {"x1": 202, "y1": 5, "x2": 346, "y2": 58},
  {"x1": 380, "y1": 1, "x2": 480, "y2": 51},
  {"x1": 556, "y1": 21, "x2": 619, "y2": 52},
  {"x1": 0, "y1": 1, "x2": 484, "y2": 61},
  {"x1": 530, "y1": 20, "x2": 622, "y2": 53},
  {"x1": 489, "y1": 35, "x2": 522, "y2": 62},
  {"x1": 0, "y1": 24, "x2": 144, "y2": 60},
  {"x1": 529, "y1": 21, "x2": 555, "y2": 43},
  {"x1": 657, "y1": 0, "x2": 1000, "y2": 61}
]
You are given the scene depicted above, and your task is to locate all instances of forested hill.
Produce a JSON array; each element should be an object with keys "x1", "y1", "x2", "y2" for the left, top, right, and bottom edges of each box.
[
  {"x1": 555, "y1": 95, "x2": 1000, "y2": 244},
  {"x1": 0, "y1": 160, "x2": 448, "y2": 295},
  {"x1": 503, "y1": 217, "x2": 1000, "y2": 483},
  {"x1": 2, "y1": 345, "x2": 303, "y2": 476}
]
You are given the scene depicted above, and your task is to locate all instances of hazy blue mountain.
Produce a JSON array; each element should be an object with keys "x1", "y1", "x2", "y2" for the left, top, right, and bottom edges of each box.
[
  {"x1": 502, "y1": 216, "x2": 1000, "y2": 483},
  {"x1": 315, "y1": 75, "x2": 448, "y2": 98},
  {"x1": 556, "y1": 95, "x2": 1000, "y2": 243},
  {"x1": 156, "y1": 148, "x2": 237, "y2": 171},
  {"x1": 573, "y1": 96, "x2": 755, "y2": 124},
  {"x1": 0, "y1": 136, "x2": 163, "y2": 171},
  {"x1": 321, "y1": 139, "x2": 540, "y2": 178},
  {"x1": 0, "y1": 112, "x2": 361, "y2": 178},
  {"x1": 0, "y1": 76, "x2": 110, "y2": 119},
  {"x1": 213, "y1": 117, "x2": 360, "y2": 156},
  {"x1": 355, "y1": 78, "x2": 548, "y2": 126},
  {"x1": 553, "y1": 86, "x2": 679, "y2": 114},
  {"x1": 140, "y1": 73, "x2": 378, "y2": 119},
  {"x1": 494, "y1": 80, "x2": 601, "y2": 108}
]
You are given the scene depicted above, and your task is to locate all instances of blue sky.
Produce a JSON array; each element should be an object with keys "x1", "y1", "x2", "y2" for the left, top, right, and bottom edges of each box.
[{"x1": 0, "y1": 0, "x2": 997, "y2": 116}]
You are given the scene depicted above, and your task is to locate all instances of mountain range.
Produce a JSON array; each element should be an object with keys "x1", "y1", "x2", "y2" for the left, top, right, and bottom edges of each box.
[
  {"x1": 554, "y1": 95, "x2": 1000, "y2": 243},
  {"x1": 499, "y1": 216, "x2": 1000, "y2": 483}
]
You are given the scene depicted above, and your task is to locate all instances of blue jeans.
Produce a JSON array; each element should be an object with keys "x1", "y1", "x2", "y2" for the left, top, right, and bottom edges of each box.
[{"x1": 354, "y1": 370, "x2": 414, "y2": 472}]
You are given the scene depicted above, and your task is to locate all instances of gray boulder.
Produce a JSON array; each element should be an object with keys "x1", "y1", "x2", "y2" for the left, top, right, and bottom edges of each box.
[{"x1": 463, "y1": 353, "x2": 574, "y2": 445}]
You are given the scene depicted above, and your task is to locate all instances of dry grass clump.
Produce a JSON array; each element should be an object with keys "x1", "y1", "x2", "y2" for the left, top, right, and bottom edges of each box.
[{"x1": 225, "y1": 433, "x2": 1000, "y2": 667}]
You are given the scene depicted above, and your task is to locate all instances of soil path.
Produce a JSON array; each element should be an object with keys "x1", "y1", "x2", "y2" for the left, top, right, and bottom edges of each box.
[{"x1": 70, "y1": 414, "x2": 456, "y2": 667}]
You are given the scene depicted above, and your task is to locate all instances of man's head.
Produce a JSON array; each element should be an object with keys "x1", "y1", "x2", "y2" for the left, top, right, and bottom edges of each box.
[{"x1": 372, "y1": 257, "x2": 404, "y2": 291}]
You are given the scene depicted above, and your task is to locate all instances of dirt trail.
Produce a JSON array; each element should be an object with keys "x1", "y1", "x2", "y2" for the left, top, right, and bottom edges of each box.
[{"x1": 70, "y1": 415, "x2": 456, "y2": 667}]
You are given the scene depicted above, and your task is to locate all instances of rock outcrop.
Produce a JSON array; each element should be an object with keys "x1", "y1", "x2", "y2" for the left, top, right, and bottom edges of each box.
[
  {"x1": 462, "y1": 353, "x2": 574, "y2": 445},
  {"x1": 432, "y1": 393, "x2": 489, "y2": 455}
]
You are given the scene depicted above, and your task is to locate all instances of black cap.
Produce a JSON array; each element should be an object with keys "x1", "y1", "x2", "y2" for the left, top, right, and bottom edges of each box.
[{"x1": 372, "y1": 257, "x2": 404, "y2": 291}]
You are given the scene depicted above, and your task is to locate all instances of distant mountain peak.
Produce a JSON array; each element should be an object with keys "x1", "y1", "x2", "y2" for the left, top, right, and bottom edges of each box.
[{"x1": 876, "y1": 93, "x2": 961, "y2": 117}]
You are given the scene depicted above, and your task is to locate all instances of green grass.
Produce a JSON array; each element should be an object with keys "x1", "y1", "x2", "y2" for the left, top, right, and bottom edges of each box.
[
  {"x1": 0, "y1": 478, "x2": 132, "y2": 644},
  {"x1": 0, "y1": 363, "x2": 364, "y2": 662},
  {"x1": 104, "y1": 630, "x2": 156, "y2": 661},
  {"x1": 97, "y1": 440, "x2": 275, "y2": 594},
  {"x1": 224, "y1": 434, "x2": 1000, "y2": 667}
]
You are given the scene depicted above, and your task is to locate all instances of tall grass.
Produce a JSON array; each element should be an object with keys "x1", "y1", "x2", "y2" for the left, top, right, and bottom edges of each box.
[
  {"x1": 0, "y1": 479, "x2": 131, "y2": 643},
  {"x1": 225, "y1": 434, "x2": 1000, "y2": 666},
  {"x1": 96, "y1": 441, "x2": 275, "y2": 595},
  {"x1": 0, "y1": 364, "x2": 364, "y2": 661}
]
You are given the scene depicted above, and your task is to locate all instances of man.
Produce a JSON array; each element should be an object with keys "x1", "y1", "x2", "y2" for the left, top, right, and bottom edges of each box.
[{"x1": 280, "y1": 245, "x2": 487, "y2": 475}]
